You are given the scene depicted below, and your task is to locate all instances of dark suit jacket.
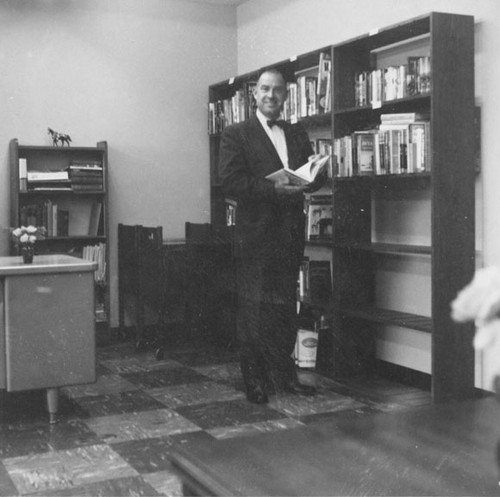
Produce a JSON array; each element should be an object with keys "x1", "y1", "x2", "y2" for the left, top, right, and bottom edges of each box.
[{"x1": 219, "y1": 115, "x2": 315, "y2": 307}]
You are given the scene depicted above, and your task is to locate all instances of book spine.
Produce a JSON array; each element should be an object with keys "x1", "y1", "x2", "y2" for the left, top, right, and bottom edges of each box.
[{"x1": 19, "y1": 158, "x2": 27, "y2": 192}]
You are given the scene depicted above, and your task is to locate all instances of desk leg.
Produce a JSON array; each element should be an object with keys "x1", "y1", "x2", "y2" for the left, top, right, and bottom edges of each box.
[{"x1": 46, "y1": 387, "x2": 58, "y2": 424}]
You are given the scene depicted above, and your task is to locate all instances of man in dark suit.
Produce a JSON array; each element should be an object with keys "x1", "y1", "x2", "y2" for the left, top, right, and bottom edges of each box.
[{"x1": 219, "y1": 68, "x2": 323, "y2": 404}]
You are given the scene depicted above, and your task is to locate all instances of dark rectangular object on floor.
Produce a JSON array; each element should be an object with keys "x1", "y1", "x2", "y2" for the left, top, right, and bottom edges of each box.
[{"x1": 170, "y1": 397, "x2": 500, "y2": 496}]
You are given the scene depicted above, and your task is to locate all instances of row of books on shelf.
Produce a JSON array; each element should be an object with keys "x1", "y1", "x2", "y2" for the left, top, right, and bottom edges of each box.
[
  {"x1": 284, "y1": 52, "x2": 332, "y2": 122},
  {"x1": 208, "y1": 53, "x2": 331, "y2": 134},
  {"x1": 19, "y1": 159, "x2": 104, "y2": 192},
  {"x1": 19, "y1": 201, "x2": 103, "y2": 237},
  {"x1": 354, "y1": 55, "x2": 431, "y2": 108},
  {"x1": 208, "y1": 81, "x2": 257, "y2": 135},
  {"x1": 298, "y1": 258, "x2": 332, "y2": 303},
  {"x1": 334, "y1": 112, "x2": 430, "y2": 177}
]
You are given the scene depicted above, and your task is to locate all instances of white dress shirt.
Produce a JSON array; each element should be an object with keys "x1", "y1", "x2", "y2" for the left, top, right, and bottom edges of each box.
[{"x1": 256, "y1": 109, "x2": 289, "y2": 169}]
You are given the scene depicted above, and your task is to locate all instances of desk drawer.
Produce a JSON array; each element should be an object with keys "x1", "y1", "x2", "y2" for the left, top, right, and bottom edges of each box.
[{"x1": 4, "y1": 272, "x2": 96, "y2": 391}]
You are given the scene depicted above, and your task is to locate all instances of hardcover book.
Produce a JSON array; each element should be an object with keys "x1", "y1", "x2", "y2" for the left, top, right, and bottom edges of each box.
[{"x1": 265, "y1": 154, "x2": 330, "y2": 186}]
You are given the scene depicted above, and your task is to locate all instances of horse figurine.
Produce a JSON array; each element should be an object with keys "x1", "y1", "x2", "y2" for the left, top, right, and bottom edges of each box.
[{"x1": 48, "y1": 128, "x2": 72, "y2": 147}]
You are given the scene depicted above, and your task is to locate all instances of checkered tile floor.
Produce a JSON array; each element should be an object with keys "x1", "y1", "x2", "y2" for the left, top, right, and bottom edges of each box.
[{"x1": 0, "y1": 339, "x2": 431, "y2": 496}]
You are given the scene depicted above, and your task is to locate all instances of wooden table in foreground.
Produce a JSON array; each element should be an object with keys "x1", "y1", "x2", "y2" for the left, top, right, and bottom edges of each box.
[
  {"x1": 170, "y1": 397, "x2": 500, "y2": 496},
  {"x1": 0, "y1": 254, "x2": 97, "y2": 423}
]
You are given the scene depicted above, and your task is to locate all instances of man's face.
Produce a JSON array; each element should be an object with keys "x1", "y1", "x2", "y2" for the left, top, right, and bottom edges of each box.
[{"x1": 253, "y1": 71, "x2": 286, "y2": 119}]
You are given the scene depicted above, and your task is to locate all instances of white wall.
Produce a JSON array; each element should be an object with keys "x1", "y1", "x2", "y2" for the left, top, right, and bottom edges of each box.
[
  {"x1": 0, "y1": 0, "x2": 237, "y2": 327},
  {"x1": 237, "y1": 0, "x2": 500, "y2": 389}
]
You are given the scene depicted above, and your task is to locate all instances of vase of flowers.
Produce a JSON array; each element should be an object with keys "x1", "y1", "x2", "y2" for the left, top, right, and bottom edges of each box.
[{"x1": 11, "y1": 225, "x2": 46, "y2": 264}]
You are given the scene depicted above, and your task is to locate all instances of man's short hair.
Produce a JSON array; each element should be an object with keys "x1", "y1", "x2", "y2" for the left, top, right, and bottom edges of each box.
[{"x1": 257, "y1": 67, "x2": 286, "y2": 83}]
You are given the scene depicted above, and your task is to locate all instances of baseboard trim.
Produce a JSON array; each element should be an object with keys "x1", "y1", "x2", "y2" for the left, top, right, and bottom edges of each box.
[{"x1": 375, "y1": 360, "x2": 493, "y2": 399}]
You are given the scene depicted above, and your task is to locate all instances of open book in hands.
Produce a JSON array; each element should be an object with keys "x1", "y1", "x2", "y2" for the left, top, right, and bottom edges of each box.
[{"x1": 265, "y1": 154, "x2": 330, "y2": 186}]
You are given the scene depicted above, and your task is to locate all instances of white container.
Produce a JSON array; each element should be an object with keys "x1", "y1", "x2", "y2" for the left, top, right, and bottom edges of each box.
[{"x1": 294, "y1": 329, "x2": 319, "y2": 368}]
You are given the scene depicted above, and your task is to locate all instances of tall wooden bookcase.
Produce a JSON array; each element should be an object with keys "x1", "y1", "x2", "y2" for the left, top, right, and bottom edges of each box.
[
  {"x1": 9, "y1": 139, "x2": 110, "y2": 343},
  {"x1": 208, "y1": 12, "x2": 476, "y2": 402}
]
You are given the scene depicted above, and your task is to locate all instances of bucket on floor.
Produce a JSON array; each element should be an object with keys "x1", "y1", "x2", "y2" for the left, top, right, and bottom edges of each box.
[{"x1": 293, "y1": 329, "x2": 319, "y2": 368}]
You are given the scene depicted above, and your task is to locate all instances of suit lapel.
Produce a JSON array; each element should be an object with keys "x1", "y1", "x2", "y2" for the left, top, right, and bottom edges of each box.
[{"x1": 247, "y1": 116, "x2": 284, "y2": 169}]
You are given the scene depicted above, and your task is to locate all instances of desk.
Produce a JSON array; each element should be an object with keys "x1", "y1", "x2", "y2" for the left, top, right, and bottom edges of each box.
[
  {"x1": 0, "y1": 254, "x2": 97, "y2": 423},
  {"x1": 170, "y1": 397, "x2": 500, "y2": 496}
]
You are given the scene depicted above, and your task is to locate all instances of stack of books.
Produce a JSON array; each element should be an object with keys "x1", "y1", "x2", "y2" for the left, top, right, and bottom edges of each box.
[
  {"x1": 26, "y1": 170, "x2": 71, "y2": 191},
  {"x1": 68, "y1": 161, "x2": 103, "y2": 191}
]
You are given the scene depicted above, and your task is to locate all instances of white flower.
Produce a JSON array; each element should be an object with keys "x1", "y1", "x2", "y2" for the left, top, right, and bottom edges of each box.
[
  {"x1": 28, "y1": 235, "x2": 37, "y2": 243},
  {"x1": 451, "y1": 266, "x2": 500, "y2": 350},
  {"x1": 19, "y1": 233, "x2": 29, "y2": 243},
  {"x1": 451, "y1": 267, "x2": 500, "y2": 324},
  {"x1": 26, "y1": 225, "x2": 37, "y2": 234},
  {"x1": 12, "y1": 228, "x2": 22, "y2": 237}
]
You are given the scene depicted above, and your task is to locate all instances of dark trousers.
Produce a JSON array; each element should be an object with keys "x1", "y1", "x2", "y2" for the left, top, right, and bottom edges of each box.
[
  {"x1": 237, "y1": 299, "x2": 298, "y2": 392},
  {"x1": 235, "y1": 252, "x2": 301, "y2": 392}
]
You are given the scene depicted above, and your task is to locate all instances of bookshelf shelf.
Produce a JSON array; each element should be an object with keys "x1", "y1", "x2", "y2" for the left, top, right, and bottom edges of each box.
[
  {"x1": 9, "y1": 139, "x2": 110, "y2": 343},
  {"x1": 342, "y1": 306, "x2": 432, "y2": 334},
  {"x1": 207, "y1": 12, "x2": 476, "y2": 403},
  {"x1": 334, "y1": 94, "x2": 431, "y2": 116},
  {"x1": 333, "y1": 241, "x2": 431, "y2": 255}
]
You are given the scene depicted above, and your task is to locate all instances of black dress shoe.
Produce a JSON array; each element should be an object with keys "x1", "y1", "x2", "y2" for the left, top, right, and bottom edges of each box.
[
  {"x1": 282, "y1": 380, "x2": 316, "y2": 396},
  {"x1": 246, "y1": 384, "x2": 269, "y2": 404}
]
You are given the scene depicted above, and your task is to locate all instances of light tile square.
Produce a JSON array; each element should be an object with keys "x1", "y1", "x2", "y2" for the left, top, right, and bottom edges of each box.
[
  {"x1": 148, "y1": 380, "x2": 245, "y2": 408},
  {"x1": 142, "y1": 470, "x2": 183, "y2": 497},
  {"x1": 84, "y1": 409, "x2": 202, "y2": 443},
  {"x1": 3, "y1": 444, "x2": 136, "y2": 495}
]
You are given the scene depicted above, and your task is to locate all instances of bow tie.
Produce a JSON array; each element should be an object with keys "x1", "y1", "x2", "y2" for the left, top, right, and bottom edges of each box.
[{"x1": 267, "y1": 119, "x2": 286, "y2": 129}]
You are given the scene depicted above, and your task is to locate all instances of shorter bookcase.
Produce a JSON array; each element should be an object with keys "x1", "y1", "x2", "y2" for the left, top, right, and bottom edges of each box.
[{"x1": 9, "y1": 139, "x2": 110, "y2": 341}]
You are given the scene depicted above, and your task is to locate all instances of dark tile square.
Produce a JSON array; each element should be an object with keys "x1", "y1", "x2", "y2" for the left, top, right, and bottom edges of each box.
[
  {"x1": 122, "y1": 367, "x2": 207, "y2": 389},
  {"x1": 96, "y1": 342, "x2": 139, "y2": 361},
  {"x1": 1, "y1": 389, "x2": 85, "y2": 425},
  {"x1": 0, "y1": 423, "x2": 50, "y2": 458},
  {"x1": 75, "y1": 390, "x2": 166, "y2": 417},
  {"x1": 111, "y1": 437, "x2": 177, "y2": 473},
  {"x1": 96, "y1": 362, "x2": 112, "y2": 376},
  {"x1": 300, "y1": 405, "x2": 379, "y2": 425},
  {"x1": 175, "y1": 399, "x2": 286, "y2": 430},
  {"x1": 171, "y1": 348, "x2": 238, "y2": 367}
]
